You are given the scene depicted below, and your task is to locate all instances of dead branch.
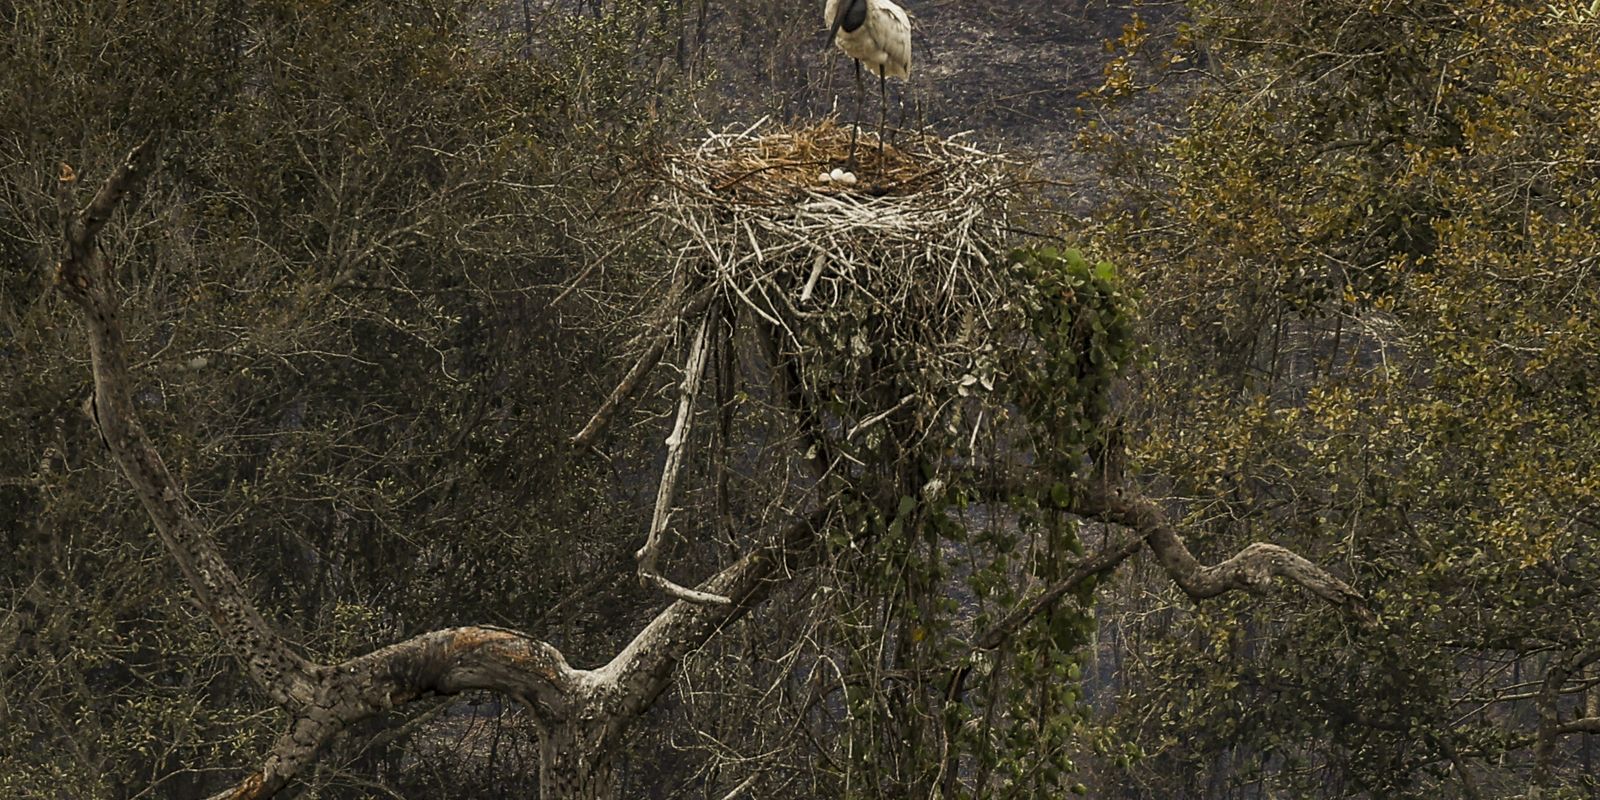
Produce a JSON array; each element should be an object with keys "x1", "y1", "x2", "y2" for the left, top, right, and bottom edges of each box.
[
  {"x1": 638, "y1": 304, "x2": 732, "y2": 605},
  {"x1": 571, "y1": 283, "x2": 719, "y2": 448}
]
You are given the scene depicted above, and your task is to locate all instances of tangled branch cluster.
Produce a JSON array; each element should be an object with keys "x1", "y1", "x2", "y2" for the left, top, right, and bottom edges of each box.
[{"x1": 649, "y1": 118, "x2": 1032, "y2": 425}]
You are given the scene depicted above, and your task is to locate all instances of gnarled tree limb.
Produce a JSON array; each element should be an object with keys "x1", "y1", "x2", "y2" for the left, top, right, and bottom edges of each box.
[
  {"x1": 967, "y1": 475, "x2": 1372, "y2": 634},
  {"x1": 205, "y1": 626, "x2": 582, "y2": 800},
  {"x1": 1071, "y1": 484, "x2": 1373, "y2": 623},
  {"x1": 207, "y1": 508, "x2": 827, "y2": 799},
  {"x1": 57, "y1": 147, "x2": 587, "y2": 796},
  {"x1": 938, "y1": 480, "x2": 1370, "y2": 797}
]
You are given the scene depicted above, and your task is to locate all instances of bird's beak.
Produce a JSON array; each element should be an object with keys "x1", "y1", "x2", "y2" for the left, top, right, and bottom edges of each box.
[{"x1": 828, "y1": 11, "x2": 846, "y2": 44}]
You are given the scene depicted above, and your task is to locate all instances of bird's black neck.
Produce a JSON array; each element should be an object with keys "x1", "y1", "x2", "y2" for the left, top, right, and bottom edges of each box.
[{"x1": 835, "y1": 0, "x2": 868, "y2": 34}]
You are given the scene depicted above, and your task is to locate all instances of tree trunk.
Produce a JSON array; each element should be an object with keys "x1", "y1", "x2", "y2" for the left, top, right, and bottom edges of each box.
[{"x1": 540, "y1": 719, "x2": 616, "y2": 800}]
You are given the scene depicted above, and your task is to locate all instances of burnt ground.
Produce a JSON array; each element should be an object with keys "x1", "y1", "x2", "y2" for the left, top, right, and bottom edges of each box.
[
  {"x1": 910, "y1": 0, "x2": 1194, "y2": 211},
  {"x1": 914, "y1": 2, "x2": 1132, "y2": 148},
  {"x1": 707, "y1": 0, "x2": 1190, "y2": 214}
]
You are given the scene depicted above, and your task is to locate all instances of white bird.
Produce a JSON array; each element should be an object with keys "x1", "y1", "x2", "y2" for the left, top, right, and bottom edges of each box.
[{"x1": 826, "y1": 0, "x2": 911, "y2": 168}]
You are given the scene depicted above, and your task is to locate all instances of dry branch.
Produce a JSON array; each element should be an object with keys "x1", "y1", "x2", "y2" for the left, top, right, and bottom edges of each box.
[
  {"x1": 639, "y1": 305, "x2": 732, "y2": 605},
  {"x1": 1072, "y1": 485, "x2": 1373, "y2": 623},
  {"x1": 55, "y1": 145, "x2": 592, "y2": 796},
  {"x1": 55, "y1": 144, "x2": 319, "y2": 710},
  {"x1": 572, "y1": 283, "x2": 719, "y2": 448}
]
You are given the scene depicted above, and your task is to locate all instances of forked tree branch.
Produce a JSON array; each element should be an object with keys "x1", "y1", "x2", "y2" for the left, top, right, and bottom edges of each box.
[
  {"x1": 59, "y1": 145, "x2": 824, "y2": 799},
  {"x1": 202, "y1": 533, "x2": 818, "y2": 800},
  {"x1": 209, "y1": 511, "x2": 825, "y2": 799},
  {"x1": 57, "y1": 147, "x2": 585, "y2": 797},
  {"x1": 603, "y1": 509, "x2": 825, "y2": 727}
]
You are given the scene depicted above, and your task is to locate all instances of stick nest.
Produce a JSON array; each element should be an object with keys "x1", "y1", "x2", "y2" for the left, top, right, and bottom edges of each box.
[{"x1": 649, "y1": 118, "x2": 1032, "y2": 424}]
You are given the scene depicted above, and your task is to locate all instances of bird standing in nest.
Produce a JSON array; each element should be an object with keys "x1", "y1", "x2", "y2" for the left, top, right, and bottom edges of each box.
[{"x1": 826, "y1": 0, "x2": 911, "y2": 172}]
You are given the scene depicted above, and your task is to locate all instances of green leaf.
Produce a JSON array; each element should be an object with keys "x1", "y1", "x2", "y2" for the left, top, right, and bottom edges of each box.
[
  {"x1": 897, "y1": 495, "x2": 917, "y2": 517},
  {"x1": 1050, "y1": 482, "x2": 1071, "y2": 507}
]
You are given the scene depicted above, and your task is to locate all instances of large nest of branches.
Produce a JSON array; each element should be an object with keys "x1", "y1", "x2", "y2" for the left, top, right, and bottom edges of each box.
[
  {"x1": 576, "y1": 119, "x2": 1048, "y2": 600},
  {"x1": 644, "y1": 118, "x2": 1033, "y2": 426},
  {"x1": 579, "y1": 119, "x2": 1130, "y2": 604}
]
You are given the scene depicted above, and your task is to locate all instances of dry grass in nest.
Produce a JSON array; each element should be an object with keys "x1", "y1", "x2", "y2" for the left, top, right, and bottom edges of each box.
[{"x1": 692, "y1": 117, "x2": 944, "y2": 201}]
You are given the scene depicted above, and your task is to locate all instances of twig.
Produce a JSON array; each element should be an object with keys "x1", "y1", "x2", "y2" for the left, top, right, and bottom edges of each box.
[
  {"x1": 846, "y1": 394, "x2": 917, "y2": 440},
  {"x1": 798, "y1": 251, "x2": 828, "y2": 303}
]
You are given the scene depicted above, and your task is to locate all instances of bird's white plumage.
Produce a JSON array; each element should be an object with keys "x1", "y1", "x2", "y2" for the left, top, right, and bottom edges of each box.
[{"x1": 825, "y1": 0, "x2": 911, "y2": 80}]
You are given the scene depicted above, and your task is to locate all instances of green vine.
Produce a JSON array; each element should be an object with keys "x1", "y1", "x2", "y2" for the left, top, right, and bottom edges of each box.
[{"x1": 803, "y1": 243, "x2": 1137, "y2": 797}]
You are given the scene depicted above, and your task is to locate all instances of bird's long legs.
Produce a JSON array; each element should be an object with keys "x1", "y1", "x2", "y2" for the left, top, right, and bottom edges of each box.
[
  {"x1": 849, "y1": 58, "x2": 863, "y2": 170},
  {"x1": 878, "y1": 71, "x2": 887, "y2": 165}
]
